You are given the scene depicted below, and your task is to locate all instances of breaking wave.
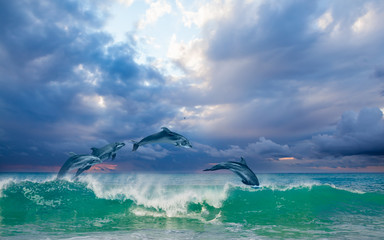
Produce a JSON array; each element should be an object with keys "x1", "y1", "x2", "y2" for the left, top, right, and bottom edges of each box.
[{"x1": 1, "y1": 174, "x2": 383, "y2": 226}]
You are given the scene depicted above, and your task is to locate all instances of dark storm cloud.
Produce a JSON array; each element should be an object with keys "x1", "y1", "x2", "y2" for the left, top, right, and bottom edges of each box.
[
  {"x1": 291, "y1": 107, "x2": 384, "y2": 169},
  {"x1": 311, "y1": 107, "x2": 384, "y2": 157},
  {"x1": 138, "y1": 0, "x2": 384, "y2": 172},
  {"x1": 172, "y1": 0, "x2": 384, "y2": 143},
  {"x1": 194, "y1": 107, "x2": 384, "y2": 171},
  {"x1": 207, "y1": 0, "x2": 316, "y2": 61},
  {"x1": 1, "y1": 0, "x2": 383, "y2": 173},
  {"x1": 0, "y1": 0, "x2": 172, "y2": 169}
]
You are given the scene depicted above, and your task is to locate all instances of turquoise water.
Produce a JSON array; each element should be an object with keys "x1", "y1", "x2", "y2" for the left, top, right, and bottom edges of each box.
[{"x1": 0, "y1": 173, "x2": 383, "y2": 239}]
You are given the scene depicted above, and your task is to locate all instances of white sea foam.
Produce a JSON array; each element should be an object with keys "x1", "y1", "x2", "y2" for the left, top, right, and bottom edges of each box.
[
  {"x1": 21, "y1": 186, "x2": 62, "y2": 207},
  {"x1": 326, "y1": 183, "x2": 366, "y2": 194},
  {"x1": 80, "y1": 174, "x2": 231, "y2": 218},
  {"x1": 258, "y1": 174, "x2": 323, "y2": 191},
  {"x1": 257, "y1": 180, "x2": 367, "y2": 194},
  {"x1": 0, "y1": 177, "x2": 15, "y2": 198}
]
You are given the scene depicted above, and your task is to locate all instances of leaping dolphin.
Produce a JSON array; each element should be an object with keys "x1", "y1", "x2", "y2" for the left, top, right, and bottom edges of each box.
[
  {"x1": 132, "y1": 127, "x2": 192, "y2": 151},
  {"x1": 91, "y1": 142, "x2": 125, "y2": 161},
  {"x1": 203, "y1": 157, "x2": 259, "y2": 187},
  {"x1": 57, "y1": 154, "x2": 102, "y2": 179}
]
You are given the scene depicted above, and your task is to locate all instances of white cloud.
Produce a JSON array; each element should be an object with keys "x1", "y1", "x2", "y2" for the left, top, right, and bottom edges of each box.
[
  {"x1": 167, "y1": 34, "x2": 208, "y2": 78},
  {"x1": 73, "y1": 64, "x2": 103, "y2": 87},
  {"x1": 351, "y1": 7, "x2": 380, "y2": 34},
  {"x1": 317, "y1": 11, "x2": 333, "y2": 30},
  {"x1": 138, "y1": 0, "x2": 172, "y2": 29},
  {"x1": 176, "y1": 0, "x2": 237, "y2": 28},
  {"x1": 196, "y1": 137, "x2": 291, "y2": 160},
  {"x1": 77, "y1": 94, "x2": 107, "y2": 111},
  {"x1": 133, "y1": 145, "x2": 170, "y2": 160},
  {"x1": 117, "y1": 0, "x2": 135, "y2": 7}
]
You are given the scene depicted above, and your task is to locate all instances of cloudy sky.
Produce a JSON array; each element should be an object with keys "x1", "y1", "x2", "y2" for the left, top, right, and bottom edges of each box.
[{"x1": 1, "y1": 0, "x2": 384, "y2": 173}]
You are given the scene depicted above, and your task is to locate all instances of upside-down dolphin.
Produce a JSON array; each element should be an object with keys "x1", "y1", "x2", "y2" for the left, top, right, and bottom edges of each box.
[
  {"x1": 91, "y1": 142, "x2": 125, "y2": 161},
  {"x1": 203, "y1": 157, "x2": 259, "y2": 187},
  {"x1": 132, "y1": 127, "x2": 192, "y2": 151},
  {"x1": 57, "y1": 154, "x2": 102, "y2": 179}
]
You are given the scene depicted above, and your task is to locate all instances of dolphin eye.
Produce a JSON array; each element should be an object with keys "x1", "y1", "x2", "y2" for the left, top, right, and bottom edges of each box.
[{"x1": 181, "y1": 141, "x2": 186, "y2": 146}]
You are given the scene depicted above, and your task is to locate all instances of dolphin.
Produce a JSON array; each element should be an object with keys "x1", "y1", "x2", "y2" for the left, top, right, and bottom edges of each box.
[
  {"x1": 132, "y1": 127, "x2": 192, "y2": 151},
  {"x1": 91, "y1": 142, "x2": 125, "y2": 161},
  {"x1": 203, "y1": 157, "x2": 259, "y2": 187},
  {"x1": 57, "y1": 154, "x2": 102, "y2": 179}
]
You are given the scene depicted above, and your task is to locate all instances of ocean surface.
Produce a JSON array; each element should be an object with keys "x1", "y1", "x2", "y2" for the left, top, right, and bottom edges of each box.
[{"x1": 0, "y1": 172, "x2": 383, "y2": 239}]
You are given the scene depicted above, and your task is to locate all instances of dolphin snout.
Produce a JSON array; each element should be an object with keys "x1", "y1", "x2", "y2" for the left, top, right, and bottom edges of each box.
[
  {"x1": 116, "y1": 142, "x2": 125, "y2": 149},
  {"x1": 182, "y1": 143, "x2": 192, "y2": 148}
]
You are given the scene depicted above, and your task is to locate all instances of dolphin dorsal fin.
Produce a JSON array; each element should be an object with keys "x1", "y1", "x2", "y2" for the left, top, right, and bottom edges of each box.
[
  {"x1": 240, "y1": 157, "x2": 247, "y2": 165},
  {"x1": 91, "y1": 147, "x2": 100, "y2": 155},
  {"x1": 68, "y1": 152, "x2": 77, "y2": 156},
  {"x1": 161, "y1": 127, "x2": 172, "y2": 133}
]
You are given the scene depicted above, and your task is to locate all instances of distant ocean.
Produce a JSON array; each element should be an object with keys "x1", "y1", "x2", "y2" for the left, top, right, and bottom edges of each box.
[{"x1": 0, "y1": 172, "x2": 383, "y2": 239}]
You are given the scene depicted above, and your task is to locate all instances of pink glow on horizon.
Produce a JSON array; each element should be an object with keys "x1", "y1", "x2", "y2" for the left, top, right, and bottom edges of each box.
[
  {"x1": 0, "y1": 164, "x2": 383, "y2": 173},
  {"x1": 278, "y1": 157, "x2": 296, "y2": 161},
  {"x1": 89, "y1": 163, "x2": 118, "y2": 173},
  {"x1": 310, "y1": 166, "x2": 384, "y2": 173},
  {"x1": 0, "y1": 165, "x2": 61, "y2": 172}
]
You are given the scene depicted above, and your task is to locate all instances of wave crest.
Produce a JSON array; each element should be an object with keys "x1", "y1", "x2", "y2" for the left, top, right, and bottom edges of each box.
[
  {"x1": 1, "y1": 174, "x2": 382, "y2": 225},
  {"x1": 80, "y1": 174, "x2": 230, "y2": 218}
]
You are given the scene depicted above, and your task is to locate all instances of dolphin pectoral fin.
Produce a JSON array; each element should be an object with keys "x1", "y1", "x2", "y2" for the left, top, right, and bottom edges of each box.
[
  {"x1": 73, "y1": 165, "x2": 92, "y2": 179},
  {"x1": 132, "y1": 141, "x2": 139, "y2": 151},
  {"x1": 112, "y1": 153, "x2": 116, "y2": 160}
]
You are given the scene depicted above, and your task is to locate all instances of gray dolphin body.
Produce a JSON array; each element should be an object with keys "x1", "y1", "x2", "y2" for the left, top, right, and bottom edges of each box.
[
  {"x1": 57, "y1": 154, "x2": 102, "y2": 179},
  {"x1": 204, "y1": 157, "x2": 259, "y2": 187},
  {"x1": 132, "y1": 127, "x2": 192, "y2": 151},
  {"x1": 91, "y1": 142, "x2": 125, "y2": 161}
]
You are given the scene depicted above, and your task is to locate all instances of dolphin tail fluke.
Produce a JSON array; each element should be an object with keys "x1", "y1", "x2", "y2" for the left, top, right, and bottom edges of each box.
[
  {"x1": 57, "y1": 164, "x2": 72, "y2": 179},
  {"x1": 56, "y1": 171, "x2": 65, "y2": 179},
  {"x1": 203, "y1": 167, "x2": 218, "y2": 171},
  {"x1": 56, "y1": 159, "x2": 72, "y2": 179},
  {"x1": 203, "y1": 164, "x2": 224, "y2": 171},
  {"x1": 240, "y1": 156, "x2": 247, "y2": 165},
  {"x1": 57, "y1": 167, "x2": 70, "y2": 179},
  {"x1": 203, "y1": 163, "x2": 228, "y2": 171},
  {"x1": 132, "y1": 141, "x2": 139, "y2": 151}
]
